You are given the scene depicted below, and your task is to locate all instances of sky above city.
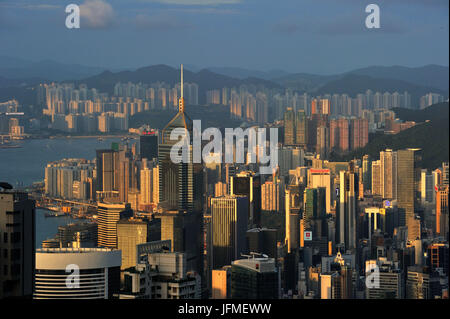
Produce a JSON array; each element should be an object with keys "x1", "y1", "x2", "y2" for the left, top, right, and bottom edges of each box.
[{"x1": 0, "y1": 0, "x2": 448, "y2": 74}]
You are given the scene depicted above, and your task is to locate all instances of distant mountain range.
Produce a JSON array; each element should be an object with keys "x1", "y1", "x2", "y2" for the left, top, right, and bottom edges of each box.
[
  {"x1": 74, "y1": 64, "x2": 280, "y2": 104},
  {"x1": 273, "y1": 65, "x2": 449, "y2": 93},
  {"x1": 0, "y1": 55, "x2": 448, "y2": 106},
  {"x1": 315, "y1": 74, "x2": 447, "y2": 108}
]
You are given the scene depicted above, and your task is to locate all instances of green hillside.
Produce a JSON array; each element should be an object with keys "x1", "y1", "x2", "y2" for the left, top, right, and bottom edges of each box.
[{"x1": 332, "y1": 102, "x2": 449, "y2": 170}]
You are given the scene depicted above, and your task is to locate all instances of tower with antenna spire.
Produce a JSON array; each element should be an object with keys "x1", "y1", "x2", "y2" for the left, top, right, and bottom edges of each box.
[{"x1": 179, "y1": 64, "x2": 184, "y2": 113}]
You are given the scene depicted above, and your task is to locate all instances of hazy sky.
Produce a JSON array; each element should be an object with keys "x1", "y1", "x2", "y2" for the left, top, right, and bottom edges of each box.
[{"x1": 0, "y1": 0, "x2": 448, "y2": 74}]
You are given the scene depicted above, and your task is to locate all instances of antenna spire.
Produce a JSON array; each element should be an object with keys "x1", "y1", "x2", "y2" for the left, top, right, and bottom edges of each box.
[{"x1": 179, "y1": 64, "x2": 185, "y2": 112}]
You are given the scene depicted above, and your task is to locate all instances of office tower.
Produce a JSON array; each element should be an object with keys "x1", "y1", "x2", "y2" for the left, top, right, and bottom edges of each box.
[
  {"x1": 365, "y1": 258, "x2": 404, "y2": 299},
  {"x1": 337, "y1": 167, "x2": 358, "y2": 251},
  {"x1": 362, "y1": 155, "x2": 372, "y2": 192},
  {"x1": 117, "y1": 219, "x2": 148, "y2": 270},
  {"x1": 397, "y1": 149, "x2": 421, "y2": 219},
  {"x1": 278, "y1": 146, "x2": 304, "y2": 177},
  {"x1": 140, "y1": 130, "x2": 158, "y2": 161},
  {"x1": 231, "y1": 256, "x2": 278, "y2": 299},
  {"x1": 157, "y1": 211, "x2": 184, "y2": 252},
  {"x1": 158, "y1": 65, "x2": 203, "y2": 213},
  {"x1": 211, "y1": 196, "x2": 249, "y2": 269},
  {"x1": 295, "y1": 109, "x2": 308, "y2": 147},
  {"x1": 0, "y1": 189, "x2": 35, "y2": 298},
  {"x1": 246, "y1": 228, "x2": 277, "y2": 259},
  {"x1": 34, "y1": 248, "x2": 121, "y2": 299},
  {"x1": 96, "y1": 148, "x2": 119, "y2": 194},
  {"x1": 303, "y1": 187, "x2": 326, "y2": 235},
  {"x1": 420, "y1": 169, "x2": 434, "y2": 204},
  {"x1": 435, "y1": 186, "x2": 449, "y2": 238},
  {"x1": 211, "y1": 266, "x2": 231, "y2": 299},
  {"x1": 426, "y1": 243, "x2": 449, "y2": 275},
  {"x1": 380, "y1": 149, "x2": 398, "y2": 200},
  {"x1": 285, "y1": 185, "x2": 302, "y2": 253},
  {"x1": 230, "y1": 171, "x2": 261, "y2": 227},
  {"x1": 308, "y1": 168, "x2": 332, "y2": 214},
  {"x1": 157, "y1": 65, "x2": 204, "y2": 277},
  {"x1": 284, "y1": 107, "x2": 295, "y2": 146},
  {"x1": 97, "y1": 202, "x2": 133, "y2": 248},
  {"x1": 371, "y1": 160, "x2": 382, "y2": 196},
  {"x1": 156, "y1": 209, "x2": 203, "y2": 277}
]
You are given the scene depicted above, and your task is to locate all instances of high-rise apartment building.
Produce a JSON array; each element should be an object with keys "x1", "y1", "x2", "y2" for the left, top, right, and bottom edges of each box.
[{"x1": 380, "y1": 149, "x2": 398, "y2": 200}]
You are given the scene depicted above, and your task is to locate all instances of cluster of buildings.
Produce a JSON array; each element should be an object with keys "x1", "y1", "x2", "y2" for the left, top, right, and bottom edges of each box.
[
  {"x1": 0, "y1": 100, "x2": 25, "y2": 138},
  {"x1": 420, "y1": 93, "x2": 447, "y2": 109},
  {"x1": 1, "y1": 67, "x2": 448, "y2": 300}
]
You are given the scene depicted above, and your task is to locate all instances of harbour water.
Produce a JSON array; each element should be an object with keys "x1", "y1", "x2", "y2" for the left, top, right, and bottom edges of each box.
[{"x1": 0, "y1": 137, "x2": 123, "y2": 248}]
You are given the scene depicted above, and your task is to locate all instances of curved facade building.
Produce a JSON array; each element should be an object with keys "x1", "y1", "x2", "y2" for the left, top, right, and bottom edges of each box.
[{"x1": 34, "y1": 248, "x2": 121, "y2": 299}]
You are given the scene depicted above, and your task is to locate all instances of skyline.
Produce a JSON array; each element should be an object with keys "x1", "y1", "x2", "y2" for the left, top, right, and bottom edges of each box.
[{"x1": 0, "y1": 0, "x2": 448, "y2": 74}]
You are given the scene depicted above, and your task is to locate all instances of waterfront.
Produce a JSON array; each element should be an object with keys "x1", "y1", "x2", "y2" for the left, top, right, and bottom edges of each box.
[
  {"x1": 35, "y1": 208, "x2": 76, "y2": 249},
  {"x1": 0, "y1": 137, "x2": 123, "y2": 248}
]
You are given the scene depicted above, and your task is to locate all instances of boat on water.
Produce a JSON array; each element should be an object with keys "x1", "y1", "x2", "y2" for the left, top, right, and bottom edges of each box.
[
  {"x1": 44, "y1": 212, "x2": 67, "y2": 218},
  {"x1": 0, "y1": 144, "x2": 21, "y2": 149}
]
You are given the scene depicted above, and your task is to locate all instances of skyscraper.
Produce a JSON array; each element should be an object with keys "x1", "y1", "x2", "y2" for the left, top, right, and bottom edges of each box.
[
  {"x1": 362, "y1": 155, "x2": 372, "y2": 192},
  {"x1": 117, "y1": 218, "x2": 148, "y2": 270},
  {"x1": 158, "y1": 65, "x2": 203, "y2": 213},
  {"x1": 285, "y1": 184, "x2": 302, "y2": 253},
  {"x1": 140, "y1": 130, "x2": 158, "y2": 161},
  {"x1": 211, "y1": 196, "x2": 249, "y2": 269},
  {"x1": 397, "y1": 149, "x2": 421, "y2": 219},
  {"x1": 230, "y1": 171, "x2": 261, "y2": 227},
  {"x1": 380, "y1": 149, "x2": 397, "y2": 200},
  {"x1": 436, "y1": 185, "x2": 449, "y2": 238},
  {"x1": 97, "y1": 202, "x2": 133, "y2": 248},
  {"x1": 96, "y1": 148, "x2": 119, "y2": 196},
  {"x1": 295, "y1": 109, "x2": 308, "y2": 147},
  {"x1": 157, "y1": 64, "x2": 204, "y2": 278},
  {"x1": 284, "y1": 107, "x2": 295, "y2": 146},
  {"x1": 337, "y1": 167, "x2": 358, "y2": 251}
]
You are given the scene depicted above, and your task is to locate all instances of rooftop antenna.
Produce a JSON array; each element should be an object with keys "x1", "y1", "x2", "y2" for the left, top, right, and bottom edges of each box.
[{"x1": 179, "y1": 64, "x2": 184, "y2": 113}]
